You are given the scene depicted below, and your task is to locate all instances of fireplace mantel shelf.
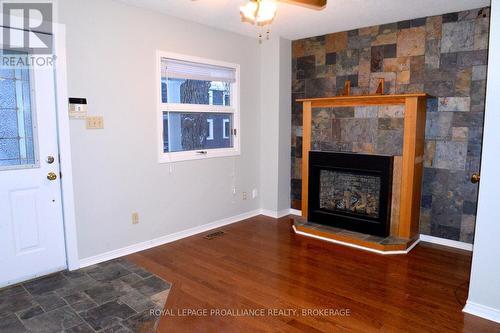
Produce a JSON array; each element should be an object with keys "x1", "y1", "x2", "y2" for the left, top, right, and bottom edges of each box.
[
  {"x1": 297, "y1": 93, "x2": 429, "y2": 254},
  {"x1": 297, "y1": 93, "x2": 430, "y2": 107}
]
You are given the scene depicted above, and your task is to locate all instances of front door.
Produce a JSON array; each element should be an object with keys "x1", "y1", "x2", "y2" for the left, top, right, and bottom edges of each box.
[{"x1": 0, "y1": 26, "x2": 66, "y2": 287}]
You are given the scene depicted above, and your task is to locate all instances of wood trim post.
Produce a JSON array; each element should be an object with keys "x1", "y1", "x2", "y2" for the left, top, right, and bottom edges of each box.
[
  {"x1": 301, "y1": 101, "x2": 312, "y2": 219},
  {"x1": 399, "y1": 97, "x2": 426, "y2": 239}
]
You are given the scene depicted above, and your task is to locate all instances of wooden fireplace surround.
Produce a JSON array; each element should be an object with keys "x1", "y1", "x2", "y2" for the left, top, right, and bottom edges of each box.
[{"x1": 295, "y1": 93, "x2": 428, "y2": 251}]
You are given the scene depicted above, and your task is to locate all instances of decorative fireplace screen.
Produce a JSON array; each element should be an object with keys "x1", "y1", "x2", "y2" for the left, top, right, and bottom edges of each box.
[
  {"x1": 308, "y1": 151, "x2": 393, "y2": 237},
  {"x1": 319, "y1": 170, "x2": 381, "y2": 219}
]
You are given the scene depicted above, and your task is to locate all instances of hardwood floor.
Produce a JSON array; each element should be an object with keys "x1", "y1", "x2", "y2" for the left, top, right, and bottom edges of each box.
[{"x1": 127, "y1": 215, "x2": 500, "y2": 333}]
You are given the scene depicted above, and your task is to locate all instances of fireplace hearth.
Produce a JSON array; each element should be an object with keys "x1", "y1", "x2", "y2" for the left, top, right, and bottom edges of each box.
[{"x1": 308, "y1": 151, "x2": 393, "y2": 237}]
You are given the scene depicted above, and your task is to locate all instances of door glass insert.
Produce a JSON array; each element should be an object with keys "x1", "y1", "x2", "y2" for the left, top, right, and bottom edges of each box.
[{"x1": 0, "y1": 53, "x2": 37, "y2": 169}]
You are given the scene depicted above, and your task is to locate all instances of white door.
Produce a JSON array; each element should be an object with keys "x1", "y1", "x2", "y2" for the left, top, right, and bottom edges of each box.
[{"x1": 0, "y1": 27, "x2": 67, "y2": 287}]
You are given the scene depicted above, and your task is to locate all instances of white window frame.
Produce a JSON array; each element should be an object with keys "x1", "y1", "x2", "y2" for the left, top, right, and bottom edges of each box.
[
  {"x1": 206, "y1": 119, "x2": 214, "y2": 140},
  {"x1": 223, "y1": 119, "x2": 230, "y2": 139},
  {"x1": 156, "y1": 50, "x2": 240, "y2": 163}
]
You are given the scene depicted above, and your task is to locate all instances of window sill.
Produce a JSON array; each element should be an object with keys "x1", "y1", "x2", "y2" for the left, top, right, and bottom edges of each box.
[{"x1": 158, "y1": 149, "x2": 240, "y2": 163}]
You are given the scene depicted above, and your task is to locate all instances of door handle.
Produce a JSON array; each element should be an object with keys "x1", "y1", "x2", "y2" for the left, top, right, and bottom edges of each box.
[
  {"x1": 47, "y1": 172, "x2": 58, "y2": 181},
  {"x1": 471, "y1": 173, "x2": 480, "y2": 184}
]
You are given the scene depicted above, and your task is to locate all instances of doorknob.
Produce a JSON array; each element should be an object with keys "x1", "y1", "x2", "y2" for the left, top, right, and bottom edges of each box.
[
  {"x1": 47, "y1": 172, "x2": 58, "y2": 181},
  {"x1": 471, "y1": 173, "x2": 480, "y2": 184}
]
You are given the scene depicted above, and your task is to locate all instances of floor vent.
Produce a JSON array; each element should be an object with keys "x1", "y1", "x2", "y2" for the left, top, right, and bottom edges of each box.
[{"x1": 204, "y1": 231, "x2": 225, "y2": 240}]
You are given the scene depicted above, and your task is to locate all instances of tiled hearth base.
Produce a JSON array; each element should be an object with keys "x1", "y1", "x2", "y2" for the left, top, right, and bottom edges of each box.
[
  {"x1": 0, "y1": 258, "x2": 171, "y2": 333},
  {"x1": 293, "y1": 216, "x2": 419, "y2": 254}
]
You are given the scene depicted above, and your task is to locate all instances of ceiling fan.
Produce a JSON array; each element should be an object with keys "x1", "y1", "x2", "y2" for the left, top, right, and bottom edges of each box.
[
  {"x1": 193, "y1": 0, "x2": 327, "y2": 42},
  {"x1": 240, "y1": 0, "x2": 327, "y2": 42}
]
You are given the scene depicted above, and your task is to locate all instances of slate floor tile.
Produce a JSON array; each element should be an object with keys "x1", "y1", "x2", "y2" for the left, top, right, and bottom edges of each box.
[
  {"x1": 119, "y1": 273, "x2": 142, "y2": 286},
  {"x1": 0, "y1": 259, "x2": 170, "y2": 333},
  {"x1": 0, "y1": 313, "x2": 27, "y2": 333},
  {"x1": 17, "y1": 305, "x2": 44, "y2": 320},
  {"x1": 70, "y1": 299, "x2": 98, "y2": 313},
  {"x1": 122, "y1": 310, "x2": 158, "y2": 332},
  {"x1": 0, "y1": 289, "x2": 35, "y2": 315},
  {"x1": 151, "y1": 290, "x2": 170, "y2": 309},
  {"x1": 63, "y1": 323, "x2": 95, "y2": 333},
  {"x1": 0, "y1": 285, "x2": 26, "y2": 298},
  {"x1": 100, "y1": 324, "x2": 133, "y2": 333},
  {"x1": 84, "y1": 282, "x2": 122, "y2": 305},
  {"x1": 132, "y1": 276, "x2": 171, "y2": 297},
  {"x1": 34, "y1": 291, "x2": 68, "y2": 312},
  {"x1": 85, "y1": 262, "x2": 131, "y2": 282},
  {"x1": 63, "y1": 292, "x2": 98, "y2": 312},
  {"x1": 119, "y1": 288, "x2": 157, "y2": 313},
  {"x1": 63, "y1": 292, "x2": 88, "y2": 305},
  {"x1": 129, "y1": 267, "x2": 152, "y2": 279},
  {"x1": 22, "y1": 306, "x2": 83, "y2": 333},
  {"x1": 55, "y1": 275, "x2": 98, "y2": 298},
  {"x1": 23, "y1": 273, "x2": 69, "y2": 296},
  {"x1": 79, "y1": 301, "x2": 136, "y2": 331},
  {"x1": 62, "y1": 270, "x2": 87, "y2": 279}
]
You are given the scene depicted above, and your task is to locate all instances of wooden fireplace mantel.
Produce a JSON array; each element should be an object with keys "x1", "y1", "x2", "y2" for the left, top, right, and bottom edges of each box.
[{"x1": 298, "y1": 93, "x2": 429, "y2": 242}]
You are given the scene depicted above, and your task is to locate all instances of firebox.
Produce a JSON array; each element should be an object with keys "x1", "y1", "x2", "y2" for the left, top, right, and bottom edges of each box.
[{"x1": 308, "y1": 151, "x2": 393, "y2": 237}]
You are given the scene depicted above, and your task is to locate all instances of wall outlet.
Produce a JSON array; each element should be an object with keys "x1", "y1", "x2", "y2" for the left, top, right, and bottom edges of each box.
[
  {"x1": 131, "y1": 212, "x2": 139, "y2": 225},
  {"x1": 86, "y1": 116, "x2": 104, "y2": 129},
  {"x1": 242, "y1": 192, "x2": 248, "y2": 200},
  {"x1": 252, "y1": 189, "x2": 258, "y2": 199}
]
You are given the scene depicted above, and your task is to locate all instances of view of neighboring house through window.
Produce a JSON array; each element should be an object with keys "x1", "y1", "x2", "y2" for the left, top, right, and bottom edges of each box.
[
  {"x1": 158, "y1": 53, "x2": 239, "y2": 162},
  {"x1": 206, "y1": 119, "x2": 214, "y2": 140},
  {"x1": 223, "y1": 119, "x2": 230, "y2": 139}
]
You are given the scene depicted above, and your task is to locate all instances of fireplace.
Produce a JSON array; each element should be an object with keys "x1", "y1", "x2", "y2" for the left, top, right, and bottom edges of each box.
[{"x1": 308, "y1": 151, "x2": 393, "y2": 237}]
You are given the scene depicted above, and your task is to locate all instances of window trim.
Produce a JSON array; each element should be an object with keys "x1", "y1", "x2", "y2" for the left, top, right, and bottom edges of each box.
[{"x1": 156, "y1": 50, "x2": 240, "y2": 163}]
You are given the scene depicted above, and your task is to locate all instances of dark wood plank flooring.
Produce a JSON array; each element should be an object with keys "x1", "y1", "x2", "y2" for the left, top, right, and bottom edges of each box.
[{"x1": 127, "y1": 215, "x2": 500, "y2": 333}]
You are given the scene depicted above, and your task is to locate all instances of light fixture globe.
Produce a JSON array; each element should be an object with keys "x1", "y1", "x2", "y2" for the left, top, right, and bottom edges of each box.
[{"x1": 240, "y1": 0, "x2": 277, "y2": 26}]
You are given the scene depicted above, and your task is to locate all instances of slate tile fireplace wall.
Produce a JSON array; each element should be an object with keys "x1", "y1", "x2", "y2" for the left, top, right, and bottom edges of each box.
[{"x1": 291, "y1": 7, "x2": 490, "y2": 243}]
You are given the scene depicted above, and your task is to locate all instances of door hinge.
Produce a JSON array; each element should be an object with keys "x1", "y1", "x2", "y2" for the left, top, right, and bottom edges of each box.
[{"x1": 233, "y1": 128, "x2": 237, "y2": 136}]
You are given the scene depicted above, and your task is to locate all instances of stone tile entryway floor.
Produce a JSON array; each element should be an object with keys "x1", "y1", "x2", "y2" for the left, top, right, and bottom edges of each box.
[{"x1": 0, "y1": 258, "x2": 171, "y2": 333}]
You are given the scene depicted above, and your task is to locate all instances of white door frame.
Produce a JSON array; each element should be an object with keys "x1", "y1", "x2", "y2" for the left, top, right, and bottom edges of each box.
[
  {"x1": 463, "y1": 0, "x2": 500, "y2": 324},
  {"x1": 52, "y1": 23, "x2": 80, "y2": 270}
]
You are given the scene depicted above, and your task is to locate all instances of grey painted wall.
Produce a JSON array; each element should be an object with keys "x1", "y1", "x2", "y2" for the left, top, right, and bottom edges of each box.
[
  {"x1": 260, "y1": 37, "x2": 292, "y2": 214},
  {"x1": 57, "y1": 0, "x2": 262, "y2": 259}
]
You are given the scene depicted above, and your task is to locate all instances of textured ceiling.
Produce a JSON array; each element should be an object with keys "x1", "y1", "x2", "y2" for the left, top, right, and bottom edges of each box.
[{"x1": 115, "y1": 0, "x2": 490, "y2": 40}]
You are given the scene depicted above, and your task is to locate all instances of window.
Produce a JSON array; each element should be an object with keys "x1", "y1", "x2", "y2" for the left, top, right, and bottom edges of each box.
[
  {"x1": 223, "y1": 119, "x2": 230, "y2": 139},
  {"x1": 0, "y1": 56, "x2": 38, "y2": 170},
  {"x1": 157, "y1": 51, "x2": 240, "y2": 162},
  {"x1": 206, "y1": 119, "x2": 214, "y2": 140}
]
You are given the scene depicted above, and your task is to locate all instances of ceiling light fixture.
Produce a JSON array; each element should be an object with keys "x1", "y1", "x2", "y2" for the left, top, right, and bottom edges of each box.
[{"x1": 240, "y1": 0, "x2": 278, "y2": 43}]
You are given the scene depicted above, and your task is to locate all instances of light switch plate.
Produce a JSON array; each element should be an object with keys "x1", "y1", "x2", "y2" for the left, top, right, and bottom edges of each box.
[{"x1": 86, "y1": 116, "x2": 104, "y2": 129}]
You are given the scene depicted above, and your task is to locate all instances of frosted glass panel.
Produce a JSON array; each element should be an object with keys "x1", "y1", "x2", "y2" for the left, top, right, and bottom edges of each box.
[
  {"x1": 0, "y1": 79, "x2": 17, "y2": 108},
  {"x1": 0, "y1": 64, "x2": 37, "y2": 169}
]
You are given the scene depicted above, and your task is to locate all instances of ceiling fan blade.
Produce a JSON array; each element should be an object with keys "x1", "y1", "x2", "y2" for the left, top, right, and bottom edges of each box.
[{"x1": 280, "y1": 0, "x2": 327, "y2": 9}]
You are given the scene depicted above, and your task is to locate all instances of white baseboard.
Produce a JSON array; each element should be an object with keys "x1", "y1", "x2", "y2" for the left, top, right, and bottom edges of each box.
[
  {"x1": 419, "y1": 234, "x2": 473, "y2": 251},
  {"x1": 260, "y1": 208, "x2": 293, "y2": 218},
  {"x1": 78, "y1": 210, "x2": 473, "y2": 269},
  {"x1": 260, "y1": 208, "x2": 301, "y2": 218},
  {"x1": 463, "y1": 301, "x2": 500, "y2": 324},
  {"x1": 79, "y1": 209, "x2": 262, "y2": 269}
]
